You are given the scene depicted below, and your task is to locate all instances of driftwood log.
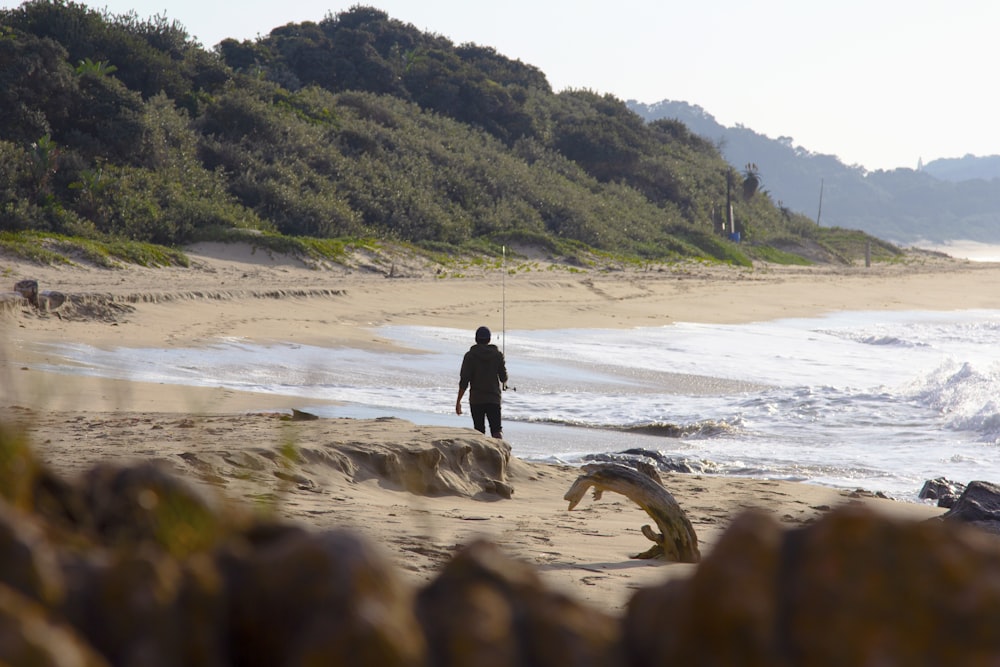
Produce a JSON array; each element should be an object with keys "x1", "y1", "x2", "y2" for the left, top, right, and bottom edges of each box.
[{"x1": 564, "y1": 462, "x2": 700, "y2": 562}]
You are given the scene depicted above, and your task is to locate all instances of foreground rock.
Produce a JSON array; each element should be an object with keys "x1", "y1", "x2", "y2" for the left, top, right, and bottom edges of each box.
[
  {"x1": 222, "y1": 525, "x2": 426, "y2": 667},
  {"x1": 939, "y1": 479, "x2": 1000, "y2": 533},
  {"x1": 626, "y1": 505, "x2": 1000, "y2": 665},
  {"x1": 417, "y1": 540, "x2": 621, "y2": 667},
  {"x1": 0, "y1": 421, "x2": 615, "y2": 666},
  {"x1": 8, "y1": 417, "x2": 1000, "y2": 665}
]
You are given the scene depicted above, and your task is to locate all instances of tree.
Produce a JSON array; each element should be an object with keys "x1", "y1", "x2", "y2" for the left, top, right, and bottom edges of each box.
[
  {"x1": 74, "y1": 57, "x2": 117, "y2": 76},
  {"x1": 30, "y1": 133, "x2": 60, "y2": 198},
  {"x1": 742, "y1": 162, "x2": 762, "y2": 200}
]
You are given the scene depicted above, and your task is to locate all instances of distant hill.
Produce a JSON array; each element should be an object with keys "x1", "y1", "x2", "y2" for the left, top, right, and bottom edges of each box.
[
  {"x1": 629, "y1": 100, "x2": 1000, "y2": 244},
  {"x1": 922, "y1": 155, "x2": 1000, "y2": 182}
]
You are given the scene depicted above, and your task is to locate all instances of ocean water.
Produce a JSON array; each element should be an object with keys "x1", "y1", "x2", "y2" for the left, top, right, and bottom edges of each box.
[{"x1": 26, "y1": 309, "x2": 1000, "y2": 501}]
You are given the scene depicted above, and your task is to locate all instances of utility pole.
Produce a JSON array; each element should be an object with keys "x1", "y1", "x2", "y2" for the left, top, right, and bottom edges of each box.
[
  {"x1": 816, "y1": 178, "x2": 824, "y2": 226},
  {"x1": 726, "y1": 172, "x2": 734, "y2": 234}
]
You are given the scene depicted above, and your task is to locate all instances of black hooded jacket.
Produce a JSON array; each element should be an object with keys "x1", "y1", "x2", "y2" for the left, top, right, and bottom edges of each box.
[{"x1": 459, "y1": 343, "x2": 508, "y2": 405}]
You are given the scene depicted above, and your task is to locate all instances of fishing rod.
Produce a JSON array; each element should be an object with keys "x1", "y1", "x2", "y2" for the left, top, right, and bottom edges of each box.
[
  {"x1": 502, "y1": 244, "x2": 506, "y2": 356},
  {"x1": 501, "y1": 245, "x2": 515, "y2": 391}
]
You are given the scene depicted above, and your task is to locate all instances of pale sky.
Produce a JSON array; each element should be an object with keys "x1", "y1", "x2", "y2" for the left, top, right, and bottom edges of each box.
[{"x1": 6, "y1": 0, "x2": 999, "y2": 171}]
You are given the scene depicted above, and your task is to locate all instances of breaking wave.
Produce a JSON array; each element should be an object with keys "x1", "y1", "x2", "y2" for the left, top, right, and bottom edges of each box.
[{"x1": 906, "y1": 360, "x2": 1000, "y2": 442}]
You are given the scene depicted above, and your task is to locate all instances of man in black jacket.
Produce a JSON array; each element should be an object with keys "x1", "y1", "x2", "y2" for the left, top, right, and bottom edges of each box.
[{"x1": 456, "y1": 325, "x2": 508, "y2": 438}]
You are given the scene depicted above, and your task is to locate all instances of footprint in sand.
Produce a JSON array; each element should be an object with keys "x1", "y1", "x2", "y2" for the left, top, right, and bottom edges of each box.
[{"x1": 580, "y1": 576, "x2": 607, "y2": 587}]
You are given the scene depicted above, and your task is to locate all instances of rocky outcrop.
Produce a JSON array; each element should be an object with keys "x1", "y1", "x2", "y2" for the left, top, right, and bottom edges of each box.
[
  {"x1": 11, "y1": 279, "x2": 66, "y2": 313},
  {"x1": 919, "y1": 476, "x2": 966, "y2": 507},
  {"x1": 625, "y1": 504, "x2": 1000, "y2": 665},
  {"x1": 14, "y1": 279, "x2": 39, "y2": 307},
  {"x1": 939, "y1": 480, "x2": 1000, "y2": 533}
]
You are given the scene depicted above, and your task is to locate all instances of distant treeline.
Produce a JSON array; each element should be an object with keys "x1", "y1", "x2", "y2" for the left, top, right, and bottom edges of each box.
[
  {"x1": 0, "y1": 1, "x2": 889, "y2": 264},
  {"x1": 629, "y1": 99, "x2": 1000, "y2": 245}
]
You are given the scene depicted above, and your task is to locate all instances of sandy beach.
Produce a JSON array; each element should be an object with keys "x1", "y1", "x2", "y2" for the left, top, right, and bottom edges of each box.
[{"x1": 4, "y1": 242, "x2": 998, "y2": 612}]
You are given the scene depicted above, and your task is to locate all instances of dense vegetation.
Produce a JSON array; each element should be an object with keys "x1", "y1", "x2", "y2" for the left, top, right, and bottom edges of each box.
[
  {"x1": 0, "y1": 1, "x2": 894, "y2": 266},
  {"x1": 630, "y1": 99, "x2": 1000, "y2": 245}
]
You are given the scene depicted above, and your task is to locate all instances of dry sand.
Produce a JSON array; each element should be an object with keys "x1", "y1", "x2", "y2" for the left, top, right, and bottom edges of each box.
[{"x1": 4, "y1": 242, "x2": 998, "y2": 612}]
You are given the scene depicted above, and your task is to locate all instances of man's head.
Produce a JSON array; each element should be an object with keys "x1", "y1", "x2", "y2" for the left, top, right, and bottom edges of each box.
[{"x1": 475, "y1": 326, "x2": 491, "y2": 343}]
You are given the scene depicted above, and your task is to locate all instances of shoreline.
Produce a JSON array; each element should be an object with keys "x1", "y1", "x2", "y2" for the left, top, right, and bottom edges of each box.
[
  {"x1": 7, "y1": 245, "x2": 1000, "y2": 416},
  {"x1": 0, "y1": 243, "x2": 988, "y2": 609}
]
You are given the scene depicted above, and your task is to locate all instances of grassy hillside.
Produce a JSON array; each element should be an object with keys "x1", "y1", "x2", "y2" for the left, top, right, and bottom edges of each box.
[{"x1": 0, "y1": 1, "x2": 897, "y2": 267}]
